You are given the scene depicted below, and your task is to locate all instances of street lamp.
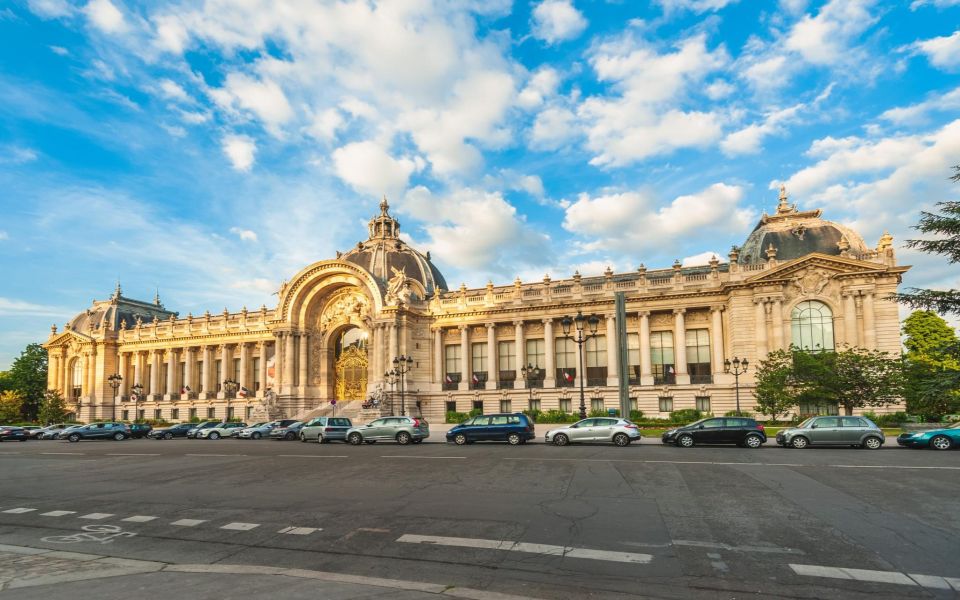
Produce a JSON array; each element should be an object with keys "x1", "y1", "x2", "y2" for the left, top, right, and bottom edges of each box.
[
  {"x1": 223, "y1": 379, "x2": 239, "y2": 421},
  {"x1": 392, "y1": 355, "x2": 414, "y2": 417},
  {"x1": 519, "y1": 363, "x2": 540, "y2": 410},
  {"x1": 130, "y1": 383, "x2": 144, "y2": 423},
  {"x1": 560, "y1": 310, "x2": 600, "y2": 419},
  {"x1": 107, "y1": 373, "x2": 122, "y2": 421},
  {"x1": 384, "y1": 370, "x2": 399, "y2": 415},
  {"x1": 723, "y1": 357, "x2": 749, "y2": 416}
]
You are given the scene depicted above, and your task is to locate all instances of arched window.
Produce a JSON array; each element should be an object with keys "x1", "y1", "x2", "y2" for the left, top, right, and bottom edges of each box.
[
  {"x1": 70, "y1": 359, "x2": 83, "y2": 400},
  {"x1": 791, "y1": 301, "x2": 835, "y2": 351}
]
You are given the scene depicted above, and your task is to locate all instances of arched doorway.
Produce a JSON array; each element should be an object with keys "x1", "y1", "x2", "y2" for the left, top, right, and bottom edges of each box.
[{"x1": 335, "y1": 327, "x2": 368, "y2": 402}]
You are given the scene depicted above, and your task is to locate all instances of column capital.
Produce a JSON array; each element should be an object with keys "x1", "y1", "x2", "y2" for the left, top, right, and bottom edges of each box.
[
  {"x1": 637, "y1": 310, "x2": 651, "y2": 318},
  {"x1": 753, "y1": 296, "x2": 768, "y2": 305},
  {"x1": 486, "y1": 322, "x2": 496, "y2": 329},
  {"x1": 541, "y1": 317, "x2": 553, "y2": 324},
  {"x1": 672, "y1": 307, "x2": 686, "y2": 315},
  {"x1": 710, "y1": 304, "x2": 725, "y2": 313},
  {"x1": 458, "y1": 324, "x2": 469, "y2": 331},
  {"x1": 513, "y1": 320, "x2": 525, "y2": 327}
]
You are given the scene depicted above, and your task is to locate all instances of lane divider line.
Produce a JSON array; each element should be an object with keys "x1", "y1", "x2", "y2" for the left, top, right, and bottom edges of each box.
[
  {"x1": 380, "y1": 456, "x2": 465, "y2": 459},
  {"x1": 40, "y1": 452, "x2": 85, "y2": 456},
  {"x1": 278, "y1": 526, "x2": 319, "y2": 535},
  {"x1": 397, "y1": 534, "x2": 653, "y2": 564},
  {"x1": 171, "y1": 519, "x2": 206, "y2": 527},
  {"x1": 40, "y1": 511, "x2": 76, "y2": 517},
  {"x1": 121, "y1": 515, "x2": 158, "y2": 523},
  {"x1": 2, "y1": 508, "x2": 36, "y2": 514},
  {"x1": 277, "y1": 455, "x2": 349, "y2": 458},
  {"x1": 789, "y1": 563, "x2": 960, "y2": 591},
  {"x1": 106, "y1": 453, "x2": 160, "y2": 457},
  {"x1": 78, "y1": 513, "x2": 114, "y2": 520},
  {"x1": 221, "y1": 522, "x2": 260, "y2": 531},
  {"x1": 184, "y1": 454, "x2": 246, "y2": 457}
]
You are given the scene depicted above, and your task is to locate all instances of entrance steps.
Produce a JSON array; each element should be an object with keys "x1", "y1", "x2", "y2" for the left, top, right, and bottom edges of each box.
[{"x1": 291, "y1": 400, "x2": 363, "y2": 423}]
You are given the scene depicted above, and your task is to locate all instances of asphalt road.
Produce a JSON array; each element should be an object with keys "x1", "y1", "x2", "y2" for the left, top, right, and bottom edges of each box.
[{"x1": 1, "y1": 435, "x2": 958, "y2": 599}]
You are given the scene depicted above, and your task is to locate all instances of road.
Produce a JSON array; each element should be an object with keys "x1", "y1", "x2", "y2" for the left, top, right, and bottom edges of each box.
[{"x1": 1, "y1": 435, "x2": 958, "y2": 599}]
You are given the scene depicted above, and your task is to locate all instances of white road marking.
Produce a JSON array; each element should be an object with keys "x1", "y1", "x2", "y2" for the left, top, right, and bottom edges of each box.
[
  {"x1": 907, "y1": 574, "x2": 953, "y2": 590},
  {"x1": 278, "y1": 527, "x2": 319, "y2": 535},
  {"x1": 184, "y1": 453, "x2": 245, "y2": 457},
  {"x1": 790, "y1": 564, "x2": 960, "y2": 590},
  {"x1": 2, "y1": 508, "x2": 36, "y2": 514},
  {"x1": 106, "y1": 453, "x2": 160, "y2": 456},
  {"x1": 671, "y1": 540, "x2": 804, "y2": 555},
  {"x1": 122, "y1": 515, "x2": 158, "y2": 523},
  {"x1": 277, "y1": 455, "x2": 349, "y2": 458},
  {"x1": 397, "y1": 534, "x2": 653, "y2": 564},
  {"x1": 40, "y1": 510, "x2": 76, "y2": 517},
  {"x1": 41, "y1": 452, "x2": 85, "y2": 456},
  {"x1": 380, "y1": 456, "x2": 465, "y2": 459},
  {"x1": 171, "y1": 519, "x2": 206, "y2": 527},
  {"x1": 221, "y1": 522, "x2": 260, "y2": 531},
  {"x1": 78, "y1": 513, "x2": 114, "y2": 520}
]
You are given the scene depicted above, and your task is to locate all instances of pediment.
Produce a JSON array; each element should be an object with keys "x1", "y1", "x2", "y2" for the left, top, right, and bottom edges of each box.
[
  {"x1": 43, "y1": 329, "x2": 92, "y2": 349},
  {"x1": 744, "y1": 253, "x2": 895, "y2": 284}
]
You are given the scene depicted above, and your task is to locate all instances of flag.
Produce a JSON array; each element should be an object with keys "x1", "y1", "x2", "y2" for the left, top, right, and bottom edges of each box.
[
  {"x1": 471, "y1": 373, "x2": 479, "y2": 384},
  {"x1": 563, "y1": 371, "x2": 574, "y2": 383},
  {"x1": 181, "y1": 386, "x2": 191, "y2": 394},
  {"x1": 239, "y1": 386, "x2": 250, "y2": 398},
  {"x1": 444, "y1": 374, "x2": 453, "y2": 384},
  {"x1": 130, "y1": 393, "x2": 139, "y2": 402}
]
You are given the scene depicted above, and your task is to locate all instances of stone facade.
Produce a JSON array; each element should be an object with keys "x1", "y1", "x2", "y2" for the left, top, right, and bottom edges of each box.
[{"x1": 43, "y1": 190, "x2": 908, "y2": 423}]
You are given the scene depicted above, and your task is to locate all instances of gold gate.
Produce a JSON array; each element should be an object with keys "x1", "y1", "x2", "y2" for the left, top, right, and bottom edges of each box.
[{"x1": 335, "y1": 345, "x2": 368, "y2": 402}]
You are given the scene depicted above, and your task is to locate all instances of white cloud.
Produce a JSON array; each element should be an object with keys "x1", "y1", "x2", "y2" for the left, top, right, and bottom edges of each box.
[
  {"x1": 722, "y1": 103, "x2": 804, "y2": 155},
  {"x1": 153, "y1": 14, "x2": 189, "y2": 54},
  {"x1": 0, "y1": 146, "x2": 39, "y2": 165},
  {"x1": 229, "y1": 227, "x2": 258, "y2": 242},
  {"x1": 785, "y1": 0, "x2": 877, "y2": 66},
  {"x1": 682, "y1": 251, "x2": 724, "y2": 266},
  {"x1": 304, "y1": 108, "x2": 343, "y2": 142},
  {"x1": 0, "y1": 297, "x2": 72, "y2": 318},
  {"x1": 158, "y1": 79, "x2": 189, "y2": 102},
  {"x1": 49, "y1": 45, "x2": 69, "y2": 56},
  {"x1": 705, "y1": 79, "x2": 735, "y2": 100},
  {"x1": 221, "y1": 134, "x2": 256, "y2": 172},
  {"x1": 741, "y1": 54, "x2": 790, "y2": 92},
  {"x1": 518, "y1": 67, "x2": 561, "y2": 109},
  {"x1": 84, "y1": 0, "x2": 126, "y2": 34},
  {"x1": 910, "y1": 0, "x2": 960, "y2": 8},
  {"x1": 530, "y1": 105, "x2": 578, "y2": 150},
  {"x1": 332, "y1": 141, "x2": 419, "y2": 197},
  {"x1": 531, "y1": 0, "x2": 588, "y2": 45},
  {"x1": 655, "y1": 0, "x2": 738, "y2": 14},
  {"x1": 914, "y1": 30, "x2": 960, "y2": 70},
  {"x1": 211, "y1": 73, "x2": 294, "y2": 133},
  {"x1": 26, "y1": 0, "x2": 72, "y2": 18},
  {"x1": 879, "y1": 86, "x2": 960, "y2": 125}
]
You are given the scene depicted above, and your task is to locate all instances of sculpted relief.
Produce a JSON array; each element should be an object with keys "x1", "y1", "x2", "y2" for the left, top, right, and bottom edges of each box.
[
  {"x1": 789, "y1": 268, "x2": 834, "y2": 298},
  {"x1": 318, "y1": 289, "x2": 370, "y2": 333},
  {"x1": 385, "y1": 266, "x2": 415, "y2": 306}
]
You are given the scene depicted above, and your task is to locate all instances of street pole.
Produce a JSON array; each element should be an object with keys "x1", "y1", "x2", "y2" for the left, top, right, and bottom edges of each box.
[
  {"x1": 561, "y1": 311, "x2": 600, "y2": 420},
  {"x1": 392, "y1": 355, "x2": 413, "y2": 417},
  {"x1": 724, "y1": 357, "x2": 749, "y2": 417},
  {"x1": 107, "y1": 374, "x2": 122, "y2": 422}
]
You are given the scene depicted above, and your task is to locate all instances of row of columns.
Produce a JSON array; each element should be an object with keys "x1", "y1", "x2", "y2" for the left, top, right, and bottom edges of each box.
[
  {"x1": 755, "y1": 290, "x2": 877, "y2": 357},
  {"x1": 843, "y1": 290, "x2": 877, "y2": 349}
]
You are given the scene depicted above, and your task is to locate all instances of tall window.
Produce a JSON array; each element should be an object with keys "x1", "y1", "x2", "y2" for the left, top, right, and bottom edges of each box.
[
  {"x1": 591, "y1": 397, "x2": 604, "y2": 412},
  {"x1": 525, "y1": 339, "x2": 546, "y2": 387},
  {"x1": 70, "y1": 359, "x2": 82, "y2": 400},
  {"x1": 499, "y1": 399, "x2": 512, "y2": 413},
  {"x1": 195, "y1": 360, "x2": 203, "y2": 393},
  {"x1": 650, "y1": 331, "x2": 675, "y2": 385},
  {"x1": 627, "y1": 333, "x2": 641, "y2": 384},
  {"x1": 559, "y1": 398, "x2": 572, "y2": 413},
  {"x1": 585, "y1": 336, "x2": 607, "y2": 386},
  {"x1": 686, "y1": 329, "x2": 712, "y2": 384},
  {"x1": 215, "y1": 360, "x2": 223, "y2": 392},
  {"x1": 444, "y1": 345, "x2": 461, "y2": 390},
  {"x1": 658, "y1": 397, "x2": 673, "y2": 412},
  {"x1": 189, "y1": 408, "x2": 197, "y2": 420},
  {"x1": 178, "y1": 362, "x2": 186, "y2": 393},
  {"x1": 555, "y1": 338, "x2": 576, "y2": 387},
  {"x1": 160, "y1": 364, "x2": 168, "y2": 395},
  {"x1": 146, "y1": 365, "x2": 153, "y2": 394},
  {"x1": 695, "y1": 396, "x2": 711, "y2": 412},
  {"x1": 791, "y1": 301, "x2": 835, "y2": 351},
  {"x1": 498, "y1": 341, "x2": 516, "y2": 388},
  {"x1": 471, "y1": 343, "x2": 487, "y2": 389},
  {"x1": 171, "y1": 408, "x2": 179, "y2": 420},
  {"x1": 253, "y1": 357, "x2": 261, "y2": 391},
  {"x1": 233, "y1": 357, "x2": 241, "y2": 383}
]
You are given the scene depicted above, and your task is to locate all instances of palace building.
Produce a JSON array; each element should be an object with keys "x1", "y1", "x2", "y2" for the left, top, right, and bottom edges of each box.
[{"x1": 43, "y1": 188, "x2": 908, "y2": 424}]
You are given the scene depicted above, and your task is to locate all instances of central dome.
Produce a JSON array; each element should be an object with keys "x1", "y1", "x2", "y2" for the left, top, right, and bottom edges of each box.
[{"x1": 340, "y1": 197, "x2": 447, "y2": 297}]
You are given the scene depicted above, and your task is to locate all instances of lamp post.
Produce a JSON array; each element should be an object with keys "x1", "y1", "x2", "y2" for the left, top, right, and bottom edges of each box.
[
  {"x1": 130, "y1": 383, "x2": 143, "y2": 423},
  {"x1": 723, "y1": 357, "x2": 749, "y2": 416},
  {"x1": 107, "y1": 373, "x2": 122, "y2": 421},
  {"x1": 560, "y1": 311, "x2": 600, "y2": 419},
  {"x1": 392, "y1": 355, "x2": 414, "y2": 417},
  {"x1": 519, "y1": 363, "x2": 540, "y2": 410},
  {"x1": 223, "y1": 379, "x2": 239, "y2": 421},
  {"x1": 384, "y1": 370, "x2": 398, "y2": 415}
]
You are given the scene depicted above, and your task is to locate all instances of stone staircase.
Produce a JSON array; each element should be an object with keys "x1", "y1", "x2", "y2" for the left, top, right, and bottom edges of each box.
[{"x1": 291, "y1": 400, "x2": 413, "y2": 425}]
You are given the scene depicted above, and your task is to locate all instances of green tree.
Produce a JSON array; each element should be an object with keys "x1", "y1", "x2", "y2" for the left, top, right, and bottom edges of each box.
[
  {"x1": 0, "y1": 390, "x2": 25, "y2": 424},
  {"x1": 38, "y1": 389, "x2": 69, "y2": 425},
  {"x1": 895, "y1": 166, "x2": 960, "y2": 315},
  {"x1": 3, "y1": 343, "x2": 48, "y2": 420},
  {"x1": 752, "y1": 349, "x2": 801, "y2": 420},
  {"x1": 902, "y1": 311, "x2": 960, "y2": 420},
  {"x1": 798, "y1": 347, "x2": 906, "y2": 416}
]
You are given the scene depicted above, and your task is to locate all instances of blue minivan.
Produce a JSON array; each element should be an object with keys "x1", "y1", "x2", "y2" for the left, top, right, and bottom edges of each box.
[{"x1": 446, "y1": 413, "x2": 536, "y2": 445}]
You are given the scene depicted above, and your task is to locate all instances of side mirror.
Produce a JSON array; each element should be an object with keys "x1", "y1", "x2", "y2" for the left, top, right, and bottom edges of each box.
[
  {"x1": 698, "y1": 425, "x2": 705, "y2": 429},
  {"x1": 810, "y1": 423, "x2": 818, "y2": 429}
]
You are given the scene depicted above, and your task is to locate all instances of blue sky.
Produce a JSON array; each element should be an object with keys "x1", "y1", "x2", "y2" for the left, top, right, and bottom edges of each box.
[{"x1": 1, "y1": 0, "x2": 959, "y2": 369}]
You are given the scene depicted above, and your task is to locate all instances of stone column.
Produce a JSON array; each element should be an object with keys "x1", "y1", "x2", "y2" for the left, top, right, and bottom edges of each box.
[
  {"x1": 388, "y1": 323, "x2": 398, "y2": 365},
  {"x1": 606, "y1": 314, "x2": 618, "y2": 386},
  {"x1": 459, "y1": 325, "x2": 470, "y2": 391},
  {"x1": 514, "y1": 321, "x2": 526, "y2": 389},
  {"x1": 166, "y1": 348, "x2": 177, "y2": 397},
  {"x1": 543, "y1": 318, "x2": 555, "y2": 388},
  {"x1": 755, "y1": 299, "x2": 768, "y2": 359},
  {"x1": 863, "y1": 292, "x2": 876, "y2": 349},
  {"x1": 258, "y1": 341, "x2": 269, "y2": 395},
  {"x1": 61, "y1": 350, "x2": 70, "y2": 398},
  {"x1": 80, "y1": 353, "x2": 89, "y2": 399},
  {"x1": 132, "y1": 352, "x2": 142, "y2": 387},
  {"x1": 371, "y1": 325, "x2": 381, "y2": 381},
  {"x1": 240, "y1": 342, "x2": 251, "y2": 391},
  {"x1": 50, "y1": 354, "x2": 59, "y2": 391},
  {"x1": 710, "y1": 306, "x2": 725, "y2": 378},
  {"x1": 274, "y1": 333, "x2": 284, "y2": 386},
  {"x1": 298, "y1": 333, "x2": 308, "y2": 387},
  {"x1": 486, "y1": 323, "x2": 497, "y2": 389},
  {"x1": 673, "y1": 309, "x2": 690, "y2": 385},
  {"x1": 433, "y1": 327, "x2": 443, "y2": 386},
  {"x1": 118, "y1": 352, "x2": 129, "y2": 396},
  {"x1": 284, "y1": 333, "x2": 295, "y2": 392},
  {"x1": 639, "y1": 311, "x2": 653, "y2": 386},
  {"x1": 150, "y1": 350, "x2": 161, "y2": 398},
  {"x1": 221, "y1": 343, "x2": 233, "y2": 397},
  {"x1": 183, "y1": 347, "x2": 194, "y2": 394},
  {"x1": 771, "y1": 298, "x2": 785, "y2": 352},
  {"x1": 200, "y1": 346, "x2": 211, "y2": 396},
  {"x1": 843, "y1": 292, "x2": 858, "y2": 347}
]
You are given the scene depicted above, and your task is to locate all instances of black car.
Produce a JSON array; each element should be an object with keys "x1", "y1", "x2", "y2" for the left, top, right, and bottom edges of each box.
[
  {"x1": 446, "y1": 413, "x2": 536, "y2": 445},
  {"x1": 662, "y1": 417, "x2": 767, "y2": 448},
  {"x1": 128, "y1": 423, "x2": 153, "y2": 439},
  {"x1": 64, "y1": 422, "x2": 130, "y2": 442},
  {"x1": 148, "y1": 423, "x2": 194, "y2": 440},
  {"x1": 0, "y1": 426, "x2": 31, "y2": 442}
]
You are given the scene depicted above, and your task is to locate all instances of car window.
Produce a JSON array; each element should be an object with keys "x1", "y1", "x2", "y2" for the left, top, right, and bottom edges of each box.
[
  {"x1": 575, "y1": 419, "x2": 595, "y2": 428},
  {"x1": 841, "y1": 417, "x2": 867, "y2": 428},
  {"x1": 369, "y1": 419, "x2": 385, "y2": 427},
  {"x1": 335, "y1": 418, "x2": 351, "y2": 426},
  {"x1": 472, "y1": 416, "x2": 491, "y2": 426},
  {"x1": 598, "y1": 418, "x2": 619, "y2": 427},
  {"x1": 490, "y1": 415, "x2": 509, "y2": 425},
  {"x1": 507, "y1": 415, "x2": 521, "y2": 425},
  {"x1": 726, "y1": 418, "x2": 749, "y2": 427},
  {"x1": 701, "y1": 419, "x2": 724, "y2": 428},
  {"x1": 815, "y1": 417, "x2": 841, "y2": 428}
]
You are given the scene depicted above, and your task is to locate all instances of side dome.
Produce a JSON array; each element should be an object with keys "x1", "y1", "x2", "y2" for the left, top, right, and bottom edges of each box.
[
  {"x1": 739, "y1": 186, "x2": 868, "y2": 264},
  {"x1": 65, "y1": 285, "x2": 178, "y2": 334},
  {"x1": 340, "y1": 197, "x2": 447, "y2": 297}
]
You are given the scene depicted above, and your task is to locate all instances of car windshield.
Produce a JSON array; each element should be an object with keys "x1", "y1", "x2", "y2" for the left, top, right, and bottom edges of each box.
[
  {"x1": 685, "y1": 418, "x2": 710, "y2": 427},
  {"x1": 797, "y1": 417, "x2": 816, "y2": 428}
]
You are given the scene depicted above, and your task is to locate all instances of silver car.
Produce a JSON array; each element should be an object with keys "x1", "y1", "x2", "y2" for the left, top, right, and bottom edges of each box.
[
  {"x1": 196, "y1": 422, "x2": 247, "y2": 440},
  {"x1": 776, "y1": 416, "x2": 885, "y2": 449},
  {"x1": 545, "y1": 418, "x2": 641, "y2": 447},
  {"x1": 346, "y1": 416, "x2": 429, "y2": 445},
  {"x1": 300, "y1": 417, "x2": 353, "y2": 443}
]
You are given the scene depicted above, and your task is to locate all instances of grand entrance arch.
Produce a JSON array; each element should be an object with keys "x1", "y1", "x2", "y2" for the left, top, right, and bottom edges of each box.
[{"x1": 334, "y1": 327, "x2": 368, "y2": 402}]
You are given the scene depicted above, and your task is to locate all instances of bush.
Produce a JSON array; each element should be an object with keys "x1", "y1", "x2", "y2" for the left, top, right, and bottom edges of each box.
[
  {"x1": 724, "y1": 410, "x2": 754, "y2": 418},
  {"x1": 588, "y1": 408, "x2": 619, "y2": 418},
  {"x1": 522, "y1": 409, "x2": 542, "y2": 423},
  {"x1": 669, "y1": 409, "x2": 702, "y2": 423},
  {"x1": 536, "y1": 410, "x2": 579, "y2": 423},
  {"x1": 468, "y1": 408, "x2": 484, "y2": 418},
  {"x1": 862, "y1": 411, "x2": 909, "y2": 427},
  {"x1": 629, "y1": 410, "x2": 644, "y2": 422},
  {"x1": 445, "y1": 411, "x2": 469, "y2": 424}
]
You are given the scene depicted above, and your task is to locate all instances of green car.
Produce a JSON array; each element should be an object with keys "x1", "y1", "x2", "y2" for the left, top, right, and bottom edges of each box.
[{"x1": 896, "y1": 422, "x2": 960, "y2": 450}]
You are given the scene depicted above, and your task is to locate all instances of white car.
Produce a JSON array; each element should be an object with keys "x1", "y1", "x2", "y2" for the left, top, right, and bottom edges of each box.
[{"x1": 196, "y1": 422, "x2": 247, "y2": 440}]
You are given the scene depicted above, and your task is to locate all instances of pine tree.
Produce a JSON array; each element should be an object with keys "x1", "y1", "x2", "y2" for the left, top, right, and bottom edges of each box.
[{"x1": 895, "y1": 166, "x2": 960, "y2": 315}]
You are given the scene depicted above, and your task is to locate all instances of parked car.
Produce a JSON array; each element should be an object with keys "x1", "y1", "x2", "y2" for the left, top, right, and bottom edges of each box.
[
  {"x1": 47, "y1": 424, "x2": 84, "y2": 440},
  {"x1": 897, "y1": 422, "x2": 960, "y2": 450},
  {"x1": 662, "y1": 417, "x2": 766, "y2": 448},
  {"x1": 186, "y1": 421, "x2": 221, "y2": 438},
  {"x1": 546, "y1": 417, "x2": 642, "y2": 447},
  {"x1": 346, "y1": 416, "x2": 429, "y2": 445},
  {"x1": 299, "y1": 417, "x2": 353, "y2": 443},
  {"x1": 64, "y1": 422, "x2": 130, "y2": 442},
  {"x1": 32, "y1": 424, "x2": 68, "y2": 439},
  {"x1": 148, "y1": 423, "x2": 195, "y2": 439},
  {"x1": 776, "y1": 416, "x2": 884, "y2": 449},
  {"x1": 197, "y1": 422, "x2": 247, "y2": 440},
  {"x1": 21, "y1": 426, "x2": 41, "y2": 436},
  {"x1": 127, "y1": 423, "x2": 153, "y2": 439},
  {"x1": 239, "y1": 419, "x2": 298, "y2": 439},
  {"x1": 446, "y1": 413, "x2": 535, "y2": 445},
  {"x1": 270, "y1": 421, "x2": 305, "y2": 440},
  {"x1": 0, "y1": 426, "x2": 31, "y2": 442}
]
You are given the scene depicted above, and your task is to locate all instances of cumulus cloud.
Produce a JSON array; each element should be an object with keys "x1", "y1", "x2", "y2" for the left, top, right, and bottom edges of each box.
[
  {"x1": 910, "y1": 0, "x2": 960, "y2": 8},
  {"x1": 531, "y1": 0, "x2": 588, "y2": 45},
  {"x1": 221, "y1": 134, "x2": 256, "y2": 172},
  {"x1": 721, "y1": 104, "x2": 804, "y2": 155},
  {"x1": 654, "y1": 0, "x2": 739, "y2": 14},
  {"x1": 0, "y1": 297, "x2": 72, "y2": 318},
  {"x1": 784, "y1": 0, "x2": 877, "y2": 66},
  {"x1": 879, "y1": 86, "x2": 960, "y2": 125},
  {"x1": 229, "y1": 227, "x2": 258, "y2": 242},
  {"x1": 682, "y1": 251, "x2": 724, "y2": 266},
  {"x1": 84, "y1": 0, "x2": 126, "y2": 33},
  {"x1": 913, "y1": 30, "x2": 960, "y2": 70},
  {"x1": 332, "y1": 141, "x2": 420, "y2": 198},
  {"x1": 518, "y1": 67, "x2": 561, "y2": 109},
  {"x1": 529, "y1": 106, "x2": 579, "y2": 150},
  {"x1": 158, "y1": 79, "x2": 189, "y2": 102},
  {"x1": 211, "y1": 72, "x2": 294, "y2": 133}
]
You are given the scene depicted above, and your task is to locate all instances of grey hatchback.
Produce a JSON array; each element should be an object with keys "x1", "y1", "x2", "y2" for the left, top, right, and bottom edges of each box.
[
  {"x1": 776, "y1": 416, "x2": 885, "y2": 449},
  {"x1": 299, "y1": 417, "x2": 353, "y2": 443},
  {"x1": 346, "y1": 416, "x2": 429, "y2": 445}
]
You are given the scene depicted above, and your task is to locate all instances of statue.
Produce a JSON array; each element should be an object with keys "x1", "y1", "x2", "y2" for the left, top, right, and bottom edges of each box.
[{"x1": 386, "y1": 266, "x2": 413, "y2": 306}]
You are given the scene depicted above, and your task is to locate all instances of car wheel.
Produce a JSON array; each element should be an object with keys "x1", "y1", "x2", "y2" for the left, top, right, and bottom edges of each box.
[
  {"x1": 252, "y1": 432, "x2": 261, "y2": 440},
  {"x1": 790, "y1": 436, "x2": 809, "y2": 449},
  {"x1": 113, "y1": 432, "x2": 125, "y2": 441},
  {"x1": 744, "y1": 435, "x2": 763, "y2": 449},
  {"x1": 396, "y1": 431, "x2": 412, "y2": 445},
  {"x1": 317, "y1": 434, "x2": 325, "y2": 444},
  {"x1": 677, "y1": 434, "x2": 694, "y2": 448},
  {"x1": 553, "y1": 433, "x2": 569, "y2": 447},
  {"x1": 613, "y1": 433, "x2": 630, "y2": 447},
  {"x1": 930, "y1": 435, "x2": 952, "y2": 451},
  {"x1": 209, "y1": 432, "x2": 220, "y2": 440},
  {"x1": 67, "y1": 433, "x2": 80, "y2": 443},
  {"x1": 863, "y1": 436, "x2": 882, "y2": 450},
  {"x1": 348, "y1": 432, "x2": 363, "y2": 445},
  {"x1": 299, "y1": 432, "x2": 308, "y2": 443},
  {"x1": 454, "y1": 433, "x2": 467, "y2": 445},
  {"x1": 285, "y1": 432, "x2": 295, "y2": 441},
  {"x1": 163, "y1": 432, "x2": 173, "y2": 440},
  {"x1": 507, "y1": 433, "x2": 521, "y2": 445}
]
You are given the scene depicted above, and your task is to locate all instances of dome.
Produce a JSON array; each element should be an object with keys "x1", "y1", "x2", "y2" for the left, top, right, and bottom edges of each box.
[
  {"x1": 738, "y1": 186, "x2": 869, "y2": 264},
  {"x1": 340, "y1": 197, "x2": 447, "y2": 298},
  {"x1": 65, "y1": 285, "x2": 178, "y2": 334}
]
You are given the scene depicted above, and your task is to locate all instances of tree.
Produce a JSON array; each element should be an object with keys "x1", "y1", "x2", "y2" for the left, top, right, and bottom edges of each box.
[
  {"x1": 800, "y1": 347, "x2": 906, "y2": 416},
  {"x1": 4, "y1": 343, "x2": 48, "y2": 420},
  {"x1": 38, "y1": 389, "x2": 69, "y2": 425},
  {"x1": 894, "y1": 165, "x2": 960, "y2": 315},
  {"x1": 0, "y1": 390, "x2": 25, "y2": 424},
  {"x1": 902, "y1": 311, "x2": 960, "y2": 420},
  {"x1": 752, "y1": 349, "x2": 801, "y2": 420}
]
